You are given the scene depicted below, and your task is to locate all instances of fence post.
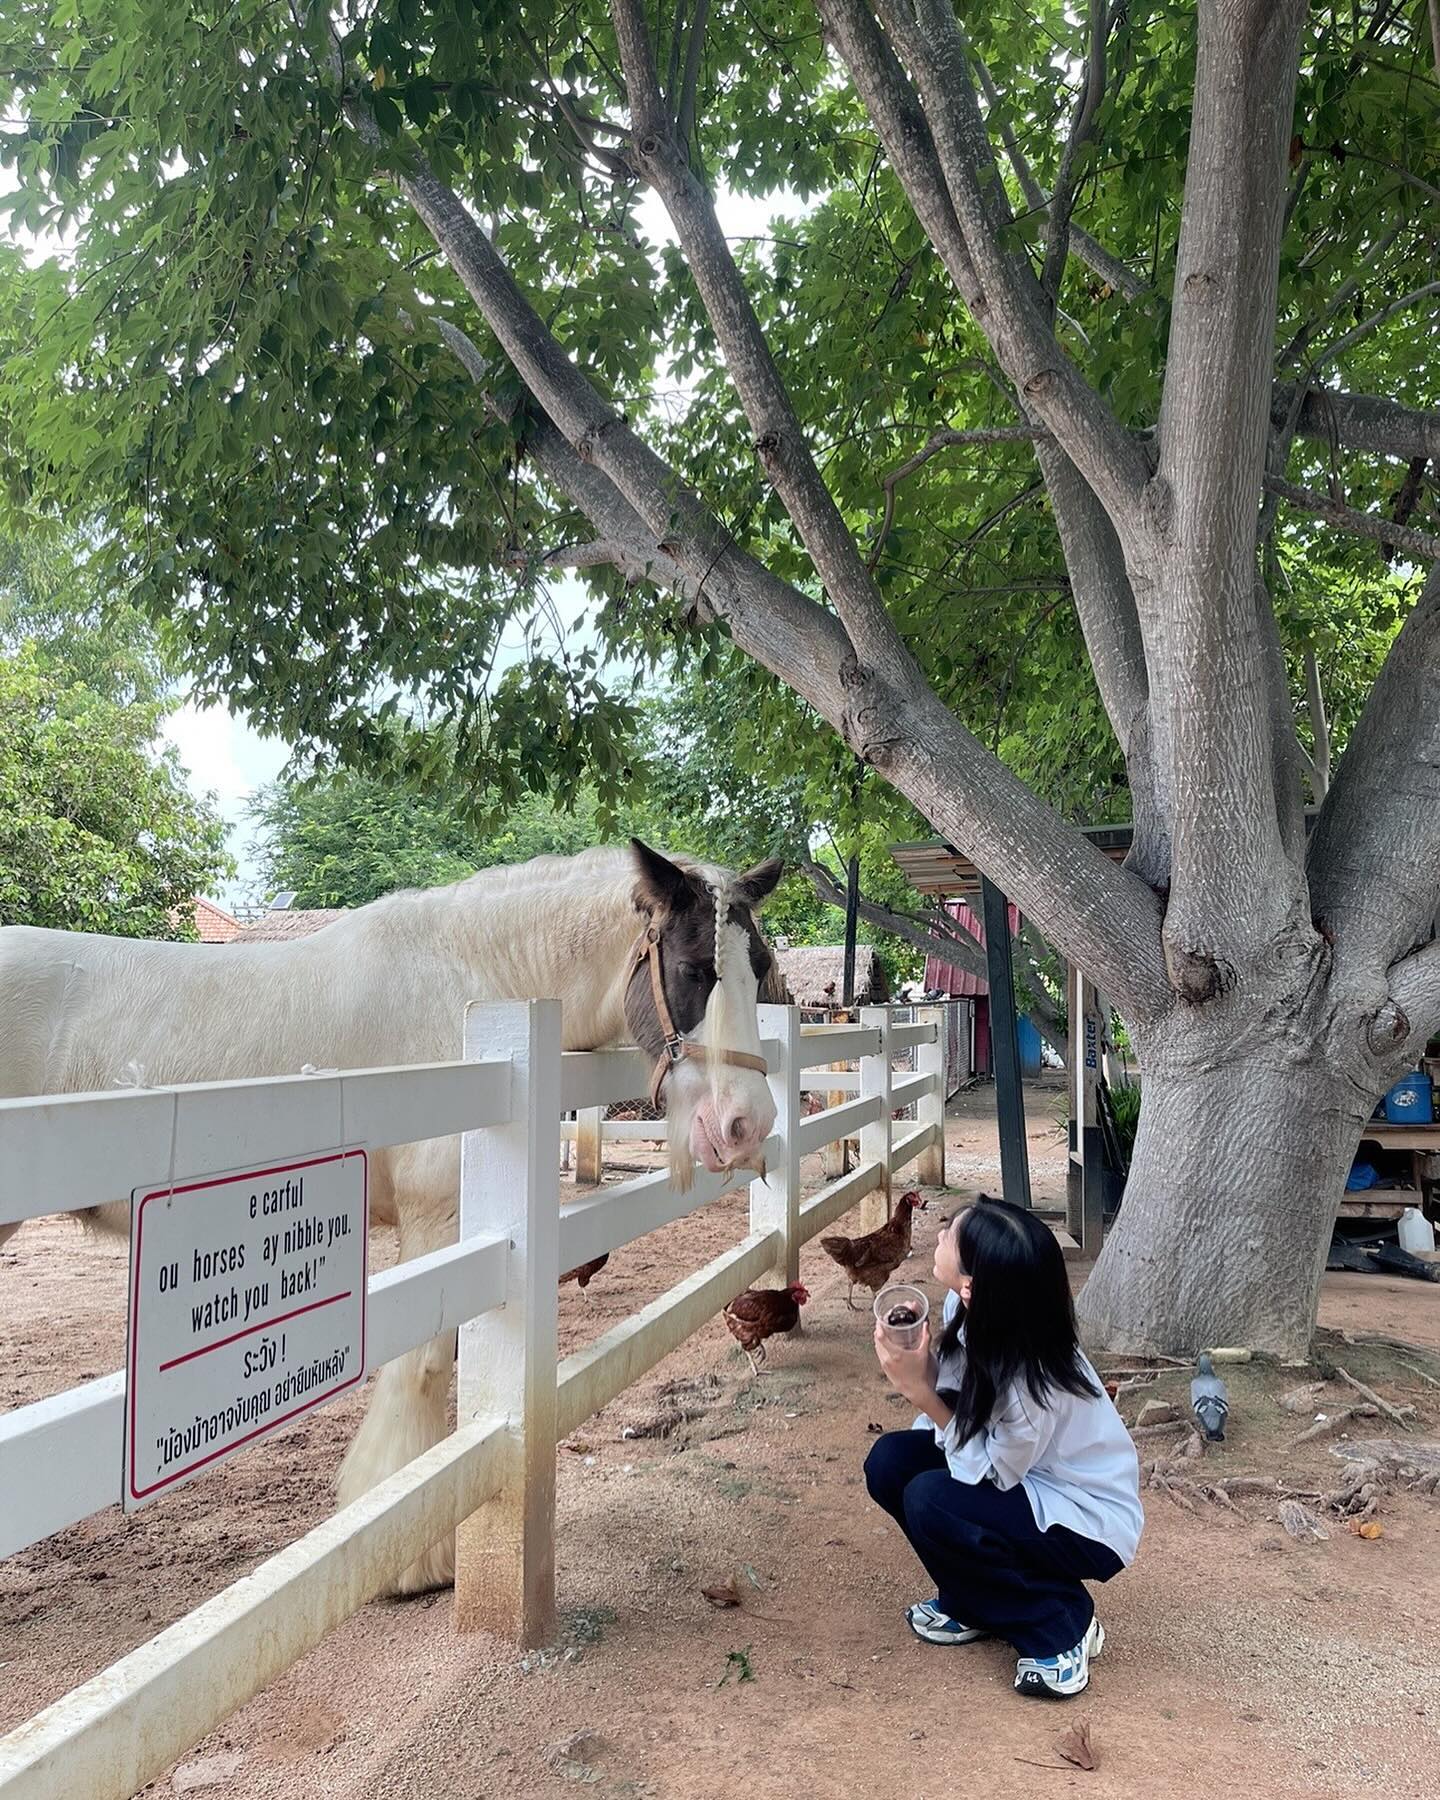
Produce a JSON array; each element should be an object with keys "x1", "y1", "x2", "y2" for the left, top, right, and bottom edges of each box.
[
  {"x1": 821, "y1": 1055, "x2": 850, "y2": 1179},
  {"x1": 455, "y1": 999, "x2": 562, "y2": 1645},
  {"x1": 574, "y1": 1105, "x2": 604, "y2": 1185},
  {"x1": 858, "y1": 1005, "x2": 892, "y2": 1232},
  {"x1": 916, "y1": 1005, "x2": 947, "y2": 1188},
  {"x1": 751, "y1": 1003, "x2": 801, "y2": 1285}
]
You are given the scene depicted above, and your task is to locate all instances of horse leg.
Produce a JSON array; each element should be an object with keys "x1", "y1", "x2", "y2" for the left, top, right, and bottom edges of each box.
[{"x1": 335, "y1": 1141, "x2": 459, "y2": 1595}]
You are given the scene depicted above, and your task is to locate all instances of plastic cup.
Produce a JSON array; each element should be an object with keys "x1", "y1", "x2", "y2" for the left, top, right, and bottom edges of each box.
[{"x1": 874, "y1": 1284, "x2": 930, "y2": 1349}]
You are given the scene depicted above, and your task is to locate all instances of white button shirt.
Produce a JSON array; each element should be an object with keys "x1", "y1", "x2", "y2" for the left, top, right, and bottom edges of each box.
[{"x1": 913, "y1": 1291, "x2": 1143, "y2": 1565}]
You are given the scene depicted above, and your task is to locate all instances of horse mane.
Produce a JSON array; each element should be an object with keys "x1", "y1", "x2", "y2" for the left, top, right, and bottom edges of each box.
[{"x1": 355, "y1": 845, "x2": 735, "y2": 924}]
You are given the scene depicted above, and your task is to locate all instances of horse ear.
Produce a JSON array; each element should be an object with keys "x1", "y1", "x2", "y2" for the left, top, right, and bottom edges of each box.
[
  {"x1": 630, "y1": 839, "x2": 693, "y2": 914},
  {"x1": 735, "y1": 857, "x2": 784, "y2": 909}
]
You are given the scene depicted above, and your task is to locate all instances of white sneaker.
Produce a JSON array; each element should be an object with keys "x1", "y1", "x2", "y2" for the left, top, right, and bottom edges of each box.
[
  {"x1": 906, "y1": 1598, "x2": 988, "y2": 1645},
  {"x1": 1014, "y1": 1616, "x2": 1105, "y2": 1698}
]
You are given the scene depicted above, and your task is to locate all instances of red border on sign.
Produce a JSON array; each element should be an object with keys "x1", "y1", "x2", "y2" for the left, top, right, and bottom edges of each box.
[{"x1": 127, "y1": 1150, "x2": 368, "y2": 1501}]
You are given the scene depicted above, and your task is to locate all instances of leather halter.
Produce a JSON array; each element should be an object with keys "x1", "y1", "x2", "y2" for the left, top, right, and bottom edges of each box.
[{"x1": 633, "y1": 919, "x2": 769, "y2": 1110}]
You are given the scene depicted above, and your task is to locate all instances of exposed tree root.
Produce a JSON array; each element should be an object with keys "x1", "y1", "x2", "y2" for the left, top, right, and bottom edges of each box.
[{"x1": 1329, "y1": 1364, "x2": 1416, "y2": 1431}]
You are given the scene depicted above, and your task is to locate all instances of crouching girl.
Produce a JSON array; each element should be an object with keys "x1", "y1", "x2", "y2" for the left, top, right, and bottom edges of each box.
[{"x1": 866, "y1": 1195, "x2": 1142, "y2": 1699}]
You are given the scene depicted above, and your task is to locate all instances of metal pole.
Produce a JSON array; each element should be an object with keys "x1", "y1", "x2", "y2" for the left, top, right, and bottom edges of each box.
[
  {"x1": 980, "y1": 876, "x2": 1032, "y2": 1209},
  {"x1": 842, "y1": 854, "x2": 860, "y2": 1007}
]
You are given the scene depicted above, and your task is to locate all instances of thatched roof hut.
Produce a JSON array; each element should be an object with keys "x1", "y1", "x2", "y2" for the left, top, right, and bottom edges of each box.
[{"x1": 774, "y1": 945, "x2": 889, "y2": 1008}]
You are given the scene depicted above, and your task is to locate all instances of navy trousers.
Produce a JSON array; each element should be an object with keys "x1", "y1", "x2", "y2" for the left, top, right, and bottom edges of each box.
[{"x1": 864, "y1": 1429, "x2": 1124, "y2": 1657}]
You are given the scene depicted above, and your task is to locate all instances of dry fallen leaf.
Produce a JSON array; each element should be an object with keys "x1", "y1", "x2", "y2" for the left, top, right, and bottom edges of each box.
[
  {"x1": 1056, "y1": 1719, "x2": 1097, "y2": 1771},
  {"x1": 1348, "y1": 1518, "x2": 1383, "y2": 1540},
  {"x1": 701, "y1": 1576, "x2": 741, "y2": 1608}
]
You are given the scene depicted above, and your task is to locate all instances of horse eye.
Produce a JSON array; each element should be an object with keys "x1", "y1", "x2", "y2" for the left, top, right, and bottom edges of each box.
[{"x1": 680, "y1": 960, "x2": 715, "y2": 982}]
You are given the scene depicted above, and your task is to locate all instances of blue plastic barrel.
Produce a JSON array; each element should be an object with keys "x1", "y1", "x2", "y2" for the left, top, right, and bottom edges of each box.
[
  {"x1": 1016, "y1": 1014, "x2": 1043, "y2": 1078},
  {"x1": 1383, "y1": 1071, "x2": 1434, "y2": 1124}
]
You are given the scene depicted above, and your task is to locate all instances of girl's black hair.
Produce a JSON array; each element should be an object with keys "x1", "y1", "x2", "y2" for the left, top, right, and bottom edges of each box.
[{"x1": 936, "y1": 1194, "x2": 1099, "y2": 1444}]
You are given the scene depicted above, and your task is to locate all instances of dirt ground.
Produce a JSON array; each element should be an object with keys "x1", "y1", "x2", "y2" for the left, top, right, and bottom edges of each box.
[{"x1": 3, "y1": 1077, "x2": 1439, "y2": 1799}]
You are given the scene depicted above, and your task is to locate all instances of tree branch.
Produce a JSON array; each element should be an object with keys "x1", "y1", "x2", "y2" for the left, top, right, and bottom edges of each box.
[
  {"x1": 870, "y1": 423, "x2": 1050, "y2": 571},
  {"x1": 1040, "y1": 0, "x2": 1112, "y2": 309},
  {"x1": 1034, "y1": 443, "x2": 1170, "y2": 887},
  {"x1": 395, "y1": 188, "x2": 853, "y2": 717},
  {"x1": 814, "y1": 0, "x2": 1165, "y2": 902},
  {"x1": 972, "y1": 51, "x2": 1148, "y2": 304},
  {"x1": 843, "y1": 0, "x2": 1151, "y2": 525},
  {"x1": 1388, "y1": 936, "x2": 1440, "y2": 1045},
  {"x1": 423, "y1": 316, "x2": 703, "y2": 609},
  {"x1": 1304, "y1": 646, "x2": 1330, "y2": 801},
  {"x1": 1310, "y1": 562, "x2": 1440, "y2": 975},
  {"x1": 1276, "y1": 227, "x2": 1402, "y2": 372},
  {"x1": 1147, "y1": 0, "x2": 1310, "y2": 985},
  {"x1": 800, "y1": 857, "x2": 986, "y2": 980},
  {"x1": 1263, "y1": 477, "x2": 1440, "y2": 561},
  {"x1": 336, "y1": 30, "x2": 1174, "y2": 1022},
  {"x1": 674, "y1": 0, "x2": 707, "y2": 154},
  {"x1": 812, "y1": 6, "x2": 1163, "y2": 886},
  {"x1": 1314, "y1": 280, "x2": 1440, "y2": 374},
  {"x1": 1278, "y1": 386, "x2": 1440, "y2": 464},
  {"x1": 610, "y1": 0, "x2": 902, "y2": 669}
]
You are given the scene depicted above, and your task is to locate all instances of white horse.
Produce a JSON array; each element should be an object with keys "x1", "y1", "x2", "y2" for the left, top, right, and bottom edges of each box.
[{"x1": 0, "y1": 840, "x2": 782, "y2": 1590}]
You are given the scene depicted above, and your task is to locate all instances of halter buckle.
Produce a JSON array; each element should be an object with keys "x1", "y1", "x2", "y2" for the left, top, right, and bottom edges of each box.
[{"x1": 663, "y1": 1034, "x2": 688, "y2": 1065}]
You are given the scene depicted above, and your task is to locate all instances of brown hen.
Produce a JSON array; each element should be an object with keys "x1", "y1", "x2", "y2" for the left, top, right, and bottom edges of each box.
[
  {"x1": 821, "y1": 1189, "x2": 927, "y2": 1309},
  {"x1": 723, "y1": 1282, "x2": 809, "y2": 1373},
  {"x1": 560, "y1": 1253, "x2": 609, "y2": 1296}
]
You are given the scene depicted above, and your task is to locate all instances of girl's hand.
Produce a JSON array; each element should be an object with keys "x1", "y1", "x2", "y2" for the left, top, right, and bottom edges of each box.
[{"x1": 873, "y1": 1322, "x2": 937, "y2": 1405}]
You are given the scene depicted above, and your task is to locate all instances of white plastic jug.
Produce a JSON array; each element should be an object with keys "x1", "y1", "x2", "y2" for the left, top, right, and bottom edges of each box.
[{"x1": 1398, "y1": 1207, "x2": 1436, "y2": 1255}]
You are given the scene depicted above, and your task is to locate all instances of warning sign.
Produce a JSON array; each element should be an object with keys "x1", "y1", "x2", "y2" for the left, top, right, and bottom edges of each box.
[{"x1": 124, "y1": 1151, "x2": 368, "y2": 1507}]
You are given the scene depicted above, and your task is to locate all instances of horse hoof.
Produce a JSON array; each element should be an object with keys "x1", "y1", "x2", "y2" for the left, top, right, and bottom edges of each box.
[{"x1": 386, "y1": 1540, "x2": 456, "y2": 1598}]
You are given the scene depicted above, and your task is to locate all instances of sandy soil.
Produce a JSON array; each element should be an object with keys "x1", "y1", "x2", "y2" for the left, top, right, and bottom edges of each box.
[{"x1": 3, "y1": 1078, "x2": 1439, "y2": 1799}]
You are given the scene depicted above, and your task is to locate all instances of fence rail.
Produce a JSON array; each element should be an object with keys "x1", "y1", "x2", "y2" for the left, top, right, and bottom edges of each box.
[{"x1": 0, "y1": 1002, "x2": 946, "y2": 1800}]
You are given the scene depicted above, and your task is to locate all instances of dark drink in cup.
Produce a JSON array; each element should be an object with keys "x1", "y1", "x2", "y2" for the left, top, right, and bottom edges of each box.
[{"x1": 874, "y1": 1284, "x2": 929, "y2": 1349}]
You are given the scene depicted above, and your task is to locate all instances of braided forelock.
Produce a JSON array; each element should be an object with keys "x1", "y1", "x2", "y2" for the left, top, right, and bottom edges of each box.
[{"x1": 702, "y1": 873, "x2": 739, "y2": 1096}]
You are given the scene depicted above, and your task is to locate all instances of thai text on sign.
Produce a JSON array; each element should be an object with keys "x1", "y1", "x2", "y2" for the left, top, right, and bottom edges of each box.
[{"x1": 124, "y1": 1151, "x2": 368, "y2": 1507}]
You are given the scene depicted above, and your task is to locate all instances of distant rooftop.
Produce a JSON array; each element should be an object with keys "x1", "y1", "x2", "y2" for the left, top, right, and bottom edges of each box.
[
  {"x1": 239, "y1": 908, "x2": 348, "y2": 944},
  {"x1": 190, "y1": 897, "x2": 244, "y2": 943}
]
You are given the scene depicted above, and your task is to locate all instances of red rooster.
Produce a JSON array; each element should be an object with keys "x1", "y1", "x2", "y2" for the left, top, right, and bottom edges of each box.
[{"x1": 723, "y1": 1282, "x2": 809, "y2": 1373}]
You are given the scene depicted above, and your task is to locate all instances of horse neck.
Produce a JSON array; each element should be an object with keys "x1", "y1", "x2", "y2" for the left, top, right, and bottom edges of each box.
[{"x1": 431, "y1": 868, "x2": 639, "y2": 1047}]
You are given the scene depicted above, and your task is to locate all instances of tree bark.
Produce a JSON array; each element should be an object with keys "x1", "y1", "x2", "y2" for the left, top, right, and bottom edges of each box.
[
  {"x1": 1276, "y1": 385, "x2": 1440, "y2": 464},
  {"x1": 1309, "y1": 564, "x2": 1440, "y2": 981},
  {"x1": 1144, "y1": 0, "x2": 1310, "y2": 995},
  {"x1": 1076, "y1": 1047, "x2": 1366, "y2": 1358}
]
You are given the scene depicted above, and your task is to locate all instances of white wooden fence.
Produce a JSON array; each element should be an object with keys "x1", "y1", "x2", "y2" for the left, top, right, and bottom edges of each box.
[
  {"x1": 563, "y1": 1000, "x2": 961, "y2": 1185},
  {"x1": 0, "y1": 1002, "x2": 945, "y2": 1800}
]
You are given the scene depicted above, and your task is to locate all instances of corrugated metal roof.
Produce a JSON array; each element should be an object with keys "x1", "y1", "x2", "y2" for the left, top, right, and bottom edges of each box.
[
  {"x1": 891, "y1": 827, "x2": 1134, "y2": 897},
  {"x1": 923, "y1": 899, "x2": 1018, "y2": 998}
]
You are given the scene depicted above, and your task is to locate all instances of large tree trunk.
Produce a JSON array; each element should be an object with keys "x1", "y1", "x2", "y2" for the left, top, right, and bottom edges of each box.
[{"x1": 1077, "y1": 1017, "x2": 1370, "y2": 1359}]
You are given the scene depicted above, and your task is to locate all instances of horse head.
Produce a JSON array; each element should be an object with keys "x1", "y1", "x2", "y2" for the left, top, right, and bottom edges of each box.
[{"x1": 624, "y1": 840, "x2": 782, "y2": 1188}]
